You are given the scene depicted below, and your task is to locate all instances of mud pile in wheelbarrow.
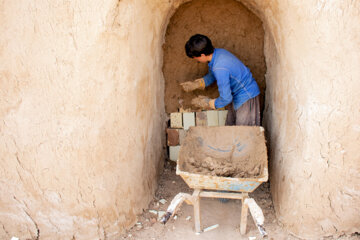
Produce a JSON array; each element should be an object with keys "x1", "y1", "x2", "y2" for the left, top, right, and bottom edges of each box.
[{"x1": 178, "y1": 126, "x2": 267, "y2": 178}]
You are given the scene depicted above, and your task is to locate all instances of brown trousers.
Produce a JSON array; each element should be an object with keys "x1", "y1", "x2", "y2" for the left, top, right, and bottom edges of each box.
[{"x1": 225, "y1": 95, "x2": 261, "y2": 126}]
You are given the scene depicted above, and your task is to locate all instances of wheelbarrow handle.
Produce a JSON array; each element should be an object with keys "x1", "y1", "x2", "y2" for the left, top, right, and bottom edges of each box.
[{"x1": 160, "y1": 212, "x2": 172, "y2": 224}]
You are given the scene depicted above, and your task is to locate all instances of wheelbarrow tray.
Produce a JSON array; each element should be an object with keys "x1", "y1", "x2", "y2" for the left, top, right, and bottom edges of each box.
[
  {"x1": 176, "y1": 165, "x2": 268, "y2": 192},
  {"x1": 176, "y1": 126, "x2": 268, "y2": 193}
]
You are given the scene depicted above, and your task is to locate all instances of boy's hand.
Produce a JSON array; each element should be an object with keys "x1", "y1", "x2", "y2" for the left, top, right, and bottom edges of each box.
[
  {"x1": 180, "y1": 78, "x2": 205, "y2": 92},
  {"x1": 191, "y1": 95, "x2": 216, "y2": 110}
]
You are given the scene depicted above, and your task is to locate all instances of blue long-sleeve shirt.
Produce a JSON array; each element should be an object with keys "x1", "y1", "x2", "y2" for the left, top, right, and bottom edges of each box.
[{"x1": 203, "y1": 48, "x2": 260, "y2": 110}]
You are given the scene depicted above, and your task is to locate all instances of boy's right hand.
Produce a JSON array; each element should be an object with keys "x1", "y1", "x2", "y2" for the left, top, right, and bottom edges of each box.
[
  {"x1": 180, "y1": 78, "x2": 205, "y2": 92},
  {"x1": 191, "y1": 95, "x2": 211, "y2": 109}
]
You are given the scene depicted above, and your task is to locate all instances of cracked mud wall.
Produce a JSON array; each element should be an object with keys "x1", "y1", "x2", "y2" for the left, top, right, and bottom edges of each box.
[{"x1": 0, "y1": 0, "x2": 170, "y2": 239}]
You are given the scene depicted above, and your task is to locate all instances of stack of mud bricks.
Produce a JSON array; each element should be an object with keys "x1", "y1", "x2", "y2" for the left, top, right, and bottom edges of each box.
[{"x1": 167, "y1": 110, "x2": 228, "y2": 162}]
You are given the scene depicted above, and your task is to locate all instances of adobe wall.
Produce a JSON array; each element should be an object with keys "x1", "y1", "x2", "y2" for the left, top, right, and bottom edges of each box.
[
  {"x1": 0, "y1": 0, "x2": 168, "y2": 239},
  {"x1": 251, "y1": 1, "x2": 360, "y2": 238}
]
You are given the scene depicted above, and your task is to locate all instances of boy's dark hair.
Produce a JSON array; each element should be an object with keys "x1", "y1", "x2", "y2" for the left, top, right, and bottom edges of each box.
[{"x1": 185, "y1": 34, "x2": 214, "y2": 58}]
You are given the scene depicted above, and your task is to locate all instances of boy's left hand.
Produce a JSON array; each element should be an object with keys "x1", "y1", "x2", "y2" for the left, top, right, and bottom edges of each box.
[{"x1": 180, "y1": 78, "x2": 205, "y2": 92}]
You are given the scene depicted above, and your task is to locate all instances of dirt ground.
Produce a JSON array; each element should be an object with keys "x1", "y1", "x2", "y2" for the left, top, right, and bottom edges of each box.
[{"x1": 120, "y1": 161, "x2": 359, "y2": 240}]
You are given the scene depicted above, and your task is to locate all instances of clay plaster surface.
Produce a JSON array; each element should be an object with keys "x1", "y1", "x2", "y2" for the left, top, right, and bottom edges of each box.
[
  {"x1": 0, "y1": 0, "x2": 169, "y2": 239},
  {"x1": 0, "y1": 0, "x2": 359, "y2": 239},
  {"x1": 251, "y1": 1, "x2": 360, "y2": 238}
]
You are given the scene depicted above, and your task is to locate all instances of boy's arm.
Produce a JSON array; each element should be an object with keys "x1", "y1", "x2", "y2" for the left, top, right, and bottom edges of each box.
[
  {"x1": 213, "y1": 69, "x2": 233, "y2": 109},
  {"x1": 203, "y1": 72, "x2": 216, "y2": 87}
]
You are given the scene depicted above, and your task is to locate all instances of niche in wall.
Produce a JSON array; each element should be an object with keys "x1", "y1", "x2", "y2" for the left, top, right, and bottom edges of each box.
[{"x1": 163, "y1": 0, "x2": 266, "y2": 114}]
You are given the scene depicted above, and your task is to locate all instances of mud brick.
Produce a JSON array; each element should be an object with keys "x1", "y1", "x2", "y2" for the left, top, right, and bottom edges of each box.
[
  {"x1": 166, "y1": 128, "x2": 179, "y2": 146},
  {"x1": 178, "y1": 129, "x2": 187, "y2": 145},
  {"x1": 170, "y1": 112, "x2": 183, "y2": 129},
  {"x1": 183, "y1": 112, "x2": 195, "y2": 130},
  {"x1": 218, "y1": 110, "x2": 228, "y2": 126},
  {"x1": 169, "y1": 146, "x2": 180, "y2": 161},
  {"x1": 195, "y1": 111, "x2": 207, "y2": 126},
  {"x1": 206, "y1": 110, "x2": 219, "y2": 126}
]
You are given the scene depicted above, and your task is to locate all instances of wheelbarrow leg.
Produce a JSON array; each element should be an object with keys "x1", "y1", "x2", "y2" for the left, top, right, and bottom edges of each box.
[
  {"x1": 240, "y1": 195, "x2": 249, "y2": 235},
  {"x1": 193, "y1": 189, "x2": 201, "y2": 233}
]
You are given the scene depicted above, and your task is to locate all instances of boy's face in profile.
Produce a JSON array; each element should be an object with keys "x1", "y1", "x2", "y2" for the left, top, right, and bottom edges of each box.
[{"x1": 193, "y1": 54, "x2": 208, "y2": 63}]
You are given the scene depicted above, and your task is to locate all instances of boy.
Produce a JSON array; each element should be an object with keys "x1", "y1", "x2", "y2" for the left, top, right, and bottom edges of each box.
[{"x1": 181, "y1": 34, "x2": 261, "y2": 126}]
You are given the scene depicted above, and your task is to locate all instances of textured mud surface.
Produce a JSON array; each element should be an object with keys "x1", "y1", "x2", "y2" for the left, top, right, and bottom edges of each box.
[
  {"x1": 179, "y1": 126, "x2": 267, "y2": 178},
  {"x1": 163, "y1": 0, "x2": 266, "y2": 113}
]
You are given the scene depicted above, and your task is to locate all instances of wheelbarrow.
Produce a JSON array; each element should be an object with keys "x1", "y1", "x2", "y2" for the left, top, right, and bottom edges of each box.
[{"x1": 161, "y1": 126, "x2": 268, "y2": 237}]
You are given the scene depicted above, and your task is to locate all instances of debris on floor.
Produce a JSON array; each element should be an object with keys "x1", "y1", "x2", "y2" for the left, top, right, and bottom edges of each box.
[
  {"x1": 203, "y1": 224, "x2": 219, "y2": 232},
  {"x1": 149, "y1": 210, "x2": 157, "y2": 215},
  {"x1": 120, "y1": 161, "x2": 357, "y2": 240}
]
